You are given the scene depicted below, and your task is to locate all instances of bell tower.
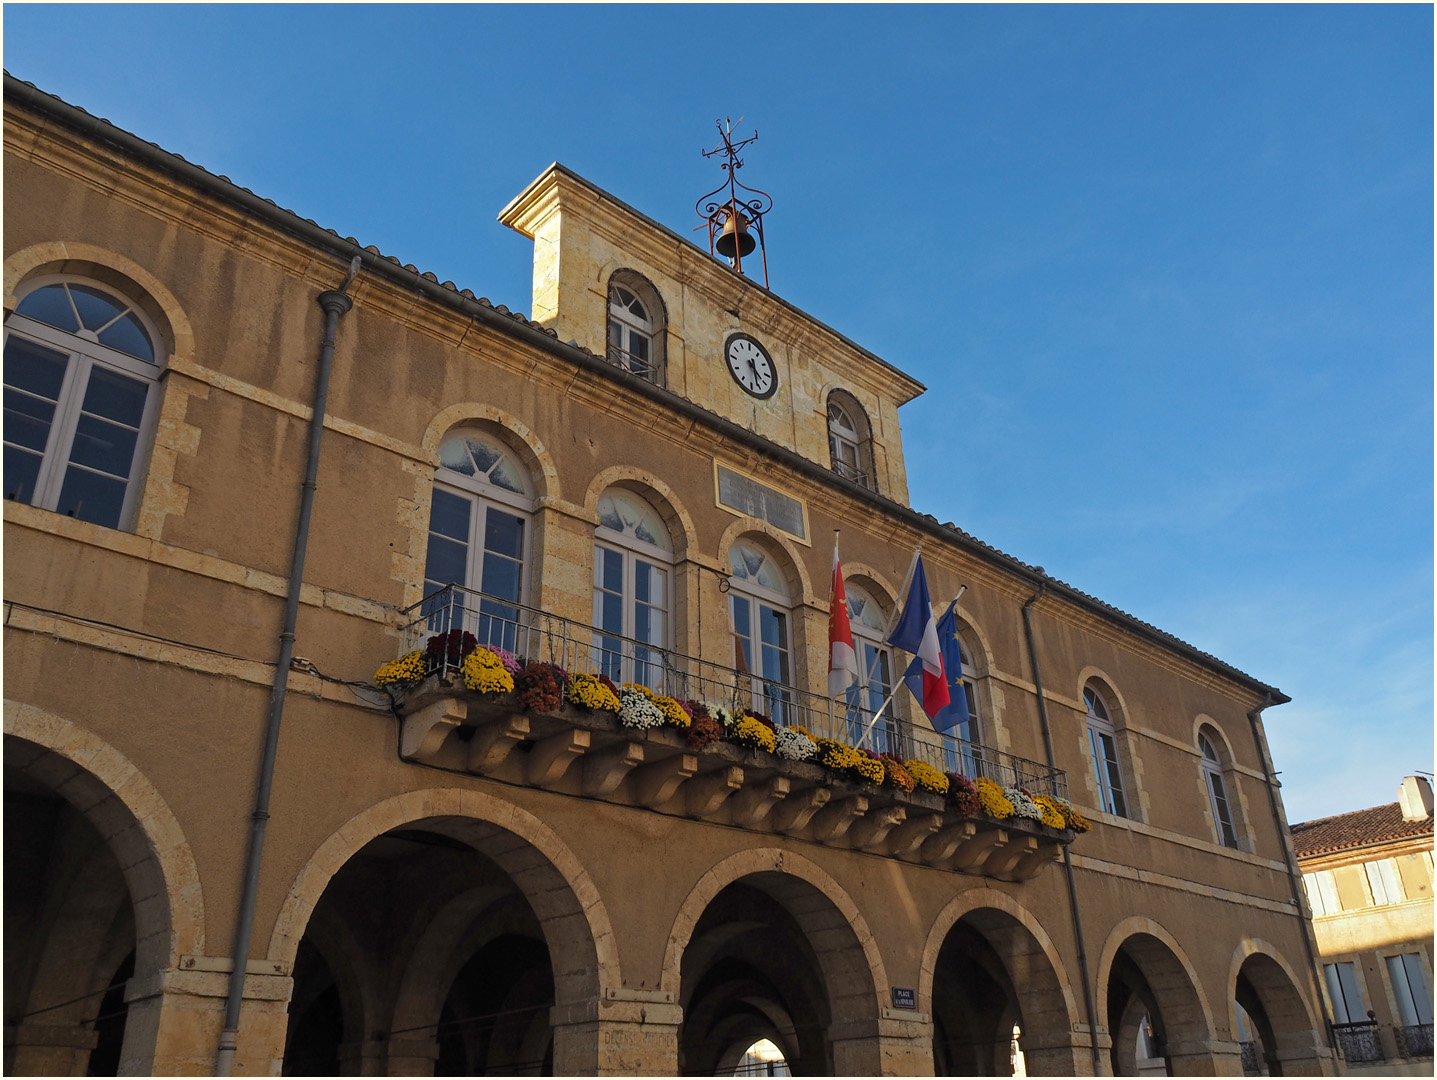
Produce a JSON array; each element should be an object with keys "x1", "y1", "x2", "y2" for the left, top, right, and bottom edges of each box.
[{"x1": 696, "y1": 118, "x2": 772, "y2": 288}]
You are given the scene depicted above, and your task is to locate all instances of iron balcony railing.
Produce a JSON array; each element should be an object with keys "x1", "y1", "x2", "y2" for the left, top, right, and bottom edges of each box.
[
  {"x1": 1239, "y1": 1040, "x2": 1263, "y2": 1075},
  {"x1": 604, "y1": 343, "x2": 662, "y2": 384},
  {"x1": 401, "y1": 584, "x2": 1068, "y2": 800},
  {"x1": 1332, "y1": 1021, "x2": 1383, "y2": 1064},
  {"x1": 1395, "y1": 1023, "x2": 1433, "y2": 1059}
]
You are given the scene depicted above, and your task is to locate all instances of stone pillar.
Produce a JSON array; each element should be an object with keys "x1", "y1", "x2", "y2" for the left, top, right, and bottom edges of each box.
[
  {"x1": 384, "y1": 1035, "x2": 439, "y2": 1076},
  {"x1": 533, "y1": 501, "x2": 598, "y2": 633},
  {"x1": 1022, "y1": 1023, "x2": 1103, "y2": 1077},
  {"x1": 338, "y1": 1038, "x2": 390, "y2": 1076},
  {"x1": 120, "y1": 959, "x2": 292, "y2": 1075},
  {"x1": 550, "y1": 988, "x2": 681, "y2": 1076},
  {"x1": 1272, "y1": 1028, "x2": 1337, "y2": 1076},
  {"x1": 7, "y1": 1022, "x2": 99, "y2": 1075}
]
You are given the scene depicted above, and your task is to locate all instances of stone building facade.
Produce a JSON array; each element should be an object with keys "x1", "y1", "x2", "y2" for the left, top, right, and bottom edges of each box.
[
  {"x1": 1292, "y1": 776, "x2": 1434, "y2": 1075},
  {"x1": 4, "y1": 73, "x2": 1337, "y2": 1076}
]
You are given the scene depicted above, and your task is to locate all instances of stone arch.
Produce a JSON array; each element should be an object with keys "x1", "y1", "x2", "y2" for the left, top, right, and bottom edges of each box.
[
  {"x1": 421, "y1": 404, "x2": 560, "y2": 501},
  {"x1": 1229, "y1": 939, "x2": 1327, "y2": 1075},
  {"x1": 716, "y1": 519, "x2": 817, "y2": 608},
  {"x1": 1096, "y1": 917, "x2": 1217, "y2": 1075},
  {"x1": 919, "y1": 888, "x2": 1081, "y2": 1075},
  {"x1": 661, "y1": 848, "x2": 886, "y2": 1074},
  {"x1": 4, "y1": 700, "x2": 205, "y2": 964},
  {"x1": 266, "y1": 788, "x2": 619, "y2": 999},
  {"x1": 1192, "y1": 714, "x2": 1238, "y2": 765},
  {"x1": 1076, "y1": 666, "x2": 1133, "y2": 728},
  {"x1": 951, "y1": 601, "x2": 997, "y2": 676},
  {"x1": 839, "y1": 560, "x2": 900, "y2": 615},
  {"x1": 1075, "y1": 666, "x2": 1146, "y2": 821},
  {"x1": 583, "y1": 465, "x2": 699, "y2": 559},
  {"x1": 605, "y1": 266, "x2": 669, "y2": 382},
  {"x1": 3, "y1": 241, "x2": 195, "y2": 363}
]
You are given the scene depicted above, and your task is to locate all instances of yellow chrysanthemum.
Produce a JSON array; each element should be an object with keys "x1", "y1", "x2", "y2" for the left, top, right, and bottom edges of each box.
[
  {"x1": 975, "y1": 777, "x2": 1015, "y2": 819},
  {"x1": 375, "y1": 650, "x2": 428, "y2": 687},
  {"x1": 731, "y1": 715, "x2": 777, "y2": 753},
  {"x1": 654, "y1": 695, "x2": 692, "y2": 729},
  {"x1": 852, "y1": 754, "x2": 885, "y2": 785},
  {"x1": 566, "y1": 673, "x2": 622, "y2": 712},
  {"x1": 1031, "y1": 794, "x2": 1067, "y2": 830},
  {"x1": 461, "y1": 650, "x2": 514, "y2": 694},
  {"x1": 905, "y1": 759, "x2": 950, "y2": 795}
]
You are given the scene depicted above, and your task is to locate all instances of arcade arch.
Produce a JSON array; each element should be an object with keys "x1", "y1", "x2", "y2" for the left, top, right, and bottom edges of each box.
[
  {"x1": 1096, "y1": 920, "x2": 1216, "y2": 1076},
  {"x1": 1230, "y1": 940, "x2": 1327, "y2": 1077}
]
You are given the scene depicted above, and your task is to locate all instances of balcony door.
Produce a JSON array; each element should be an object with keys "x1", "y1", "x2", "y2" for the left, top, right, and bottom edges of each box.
[{"x1": 728, "y1": 540, "x2": 792, "y2": 725}]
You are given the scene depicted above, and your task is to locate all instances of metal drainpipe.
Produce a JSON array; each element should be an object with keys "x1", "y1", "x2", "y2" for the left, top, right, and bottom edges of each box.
[
  {"x1": 1022, "y1": 578, "x2": 1103, "y2": 1076},
  {"x1": 215, "y1": 259, "x2": 361, "y2": 1076},
  {"x1": 1246, "y1": 696, "x2": 1338, "y2": 1057}
]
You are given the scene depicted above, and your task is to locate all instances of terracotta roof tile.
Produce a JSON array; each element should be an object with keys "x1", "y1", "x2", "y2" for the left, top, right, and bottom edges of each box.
[{"x1": 1290, "y1": 802, "x2": 1434, "y2": 858}]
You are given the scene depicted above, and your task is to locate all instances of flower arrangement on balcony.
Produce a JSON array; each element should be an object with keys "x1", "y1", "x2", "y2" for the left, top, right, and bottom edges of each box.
[
  {"x1": 686, "y1": 703, "x2": 725, "y2": 751},
  {"x1": 374, "y1": 649, "x2": 428, "y2": 688},
  {"x1": 730, "y1": 715, "x2": 778, "y2": 753},
  {"x1": 706, "y1": 703, "x2": 736, "y2": 733},
  {"x1": 1050, "y1": 795, "x2": 1091, "y2": 833},
  {"x1": 852, "y1": 750, "x2": 886, "y2": 786},
  {"x1": 516, "y1": 662, "x2": 566, "y2": 712},
  {"x1": 567, "y1": 672, "x2": 622, "y2": 712},
  {"x1": 1031, "y1": 793, "x2": 1068, "y2": 830},
  {"x1": 975, "y1": 777, "x2": 1016, "y2": 819},
  {"x1": 774, "y1": 727, "x2": 818, "y2": 762},
  {"x1": 814, "y1": 736, "x2": 862, "y2": 772},
  {"x1": 906, "y1": 760, "x2": 950, "y2": 796},
  {"x1": 461, "y1": 647, "x2": 515, "y2": 695},
  {"x1": 617, "y1": 685, "x2": 665, "y2": 729},
  {"x1": 427, "y1": 630, "x2": 478, "y2": 667},
  {"x1": 1004, "y1": 785, "x2": 1045, "y2": 823},
  {"x1": 946, "y1": 773, "x2": 981, "y2": 817},
  {"x1": 878, "y1": 754, "x2": 916, "y2": 793}
]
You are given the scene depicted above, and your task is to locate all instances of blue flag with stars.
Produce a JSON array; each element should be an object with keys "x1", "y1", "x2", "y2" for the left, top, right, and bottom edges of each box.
[{"x1": 929, "y1": 600, "x2": 971, "y2": 735}]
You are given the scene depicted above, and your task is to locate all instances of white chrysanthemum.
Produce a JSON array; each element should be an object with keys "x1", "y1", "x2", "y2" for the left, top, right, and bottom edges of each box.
[
  {"x1": 1004, "y1": 785, "x2": 1045, "y2": 821},
  {"x1": 774, "y1": 728, "x2": 818, "y2": 761},
  {"x1": 618, "y1": 686, "x2": 665, "y2": 730},
  {"x1": 705, "y1": 702, "x2": 736, "y2": 731}
]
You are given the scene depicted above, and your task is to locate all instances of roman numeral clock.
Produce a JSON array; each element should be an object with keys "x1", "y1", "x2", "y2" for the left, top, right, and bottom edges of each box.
[{"x1": 724, "y1": 332, "x2": 777, "y2": 400}]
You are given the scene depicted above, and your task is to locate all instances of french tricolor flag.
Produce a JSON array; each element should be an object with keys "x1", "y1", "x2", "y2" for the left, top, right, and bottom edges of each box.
[{"x1": 889, "y1": 552, "x2": 951, "y2": 719}]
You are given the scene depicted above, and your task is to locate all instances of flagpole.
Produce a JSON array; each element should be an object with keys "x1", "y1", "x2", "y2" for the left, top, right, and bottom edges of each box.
[{"x1": 850, "y1": 543, "x2": 922, "y2": 699}]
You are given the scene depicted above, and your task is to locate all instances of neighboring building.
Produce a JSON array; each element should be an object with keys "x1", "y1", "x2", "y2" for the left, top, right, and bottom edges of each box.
[
  {"x1": 1292, "y1": 776, "x2": 1435, "y2": 1076},
  {"x1": 5, "y1": 73, "x2": 1337, "y2": 1076}
]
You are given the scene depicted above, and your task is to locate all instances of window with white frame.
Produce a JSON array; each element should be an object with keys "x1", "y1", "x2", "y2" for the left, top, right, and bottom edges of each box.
[
  {"x1": 593, "y1": 489, "x2": 672, "y2": 689},
  {"x1": 1385, "y1": 953, "x2": 1434, "y2": 1028},
  {"x1": 826, "y1": 391, "x2": 874, "y2": 490},
  {"x1": 942, "y1": 632, "x2": 987, "y2": 778},
  {"x1": 1084, "y1": 686, "x2": 1128, "y2": 817},
  {"x1": 1364, "y1": 859, "x2": 1406, "y2": 906},
  {"x1": 728, "y1": 540, "x2": 793, "y2": 724},
  {"x1": 1323, "y1": 961, "x2": 1366, "y2": 1025},
  {"x1": 1199, "y1": 730, "x2": 1239, "y2": 848},
  {"x1": 606, "y1": 276, "x2": 664, "y2": 384},
  {"x1": 423, "y1": 430, "x2": 533, "y2": 651},
  {"x1": 4, "y1": 279, "x2": 163, "y2": 530},
  {"x1": 843, "y1": 582, "x2": 897, "y2": 753}
]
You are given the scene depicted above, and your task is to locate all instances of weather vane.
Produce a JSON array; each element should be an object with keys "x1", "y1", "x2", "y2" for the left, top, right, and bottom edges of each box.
[{"x1": 696, "y1": 117, "x2": 773, "y2": 287}]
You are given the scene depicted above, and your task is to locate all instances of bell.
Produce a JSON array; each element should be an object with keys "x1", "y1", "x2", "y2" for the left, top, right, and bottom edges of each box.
[{"x1": 715, "y1": 212, "x2": 757, "y2": 259}]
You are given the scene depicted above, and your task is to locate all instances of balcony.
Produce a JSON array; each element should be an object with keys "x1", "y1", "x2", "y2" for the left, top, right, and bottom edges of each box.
[
  {"x1": 1332, "y1": 1022, "x2": 1383, "y2": 1065},
  {"x1": 1395, "y1": 1023, "x2": 1433, "y2": 1059},
  {"x1": 386, "y1": 585, "x2": 1076, "y2": 882}
]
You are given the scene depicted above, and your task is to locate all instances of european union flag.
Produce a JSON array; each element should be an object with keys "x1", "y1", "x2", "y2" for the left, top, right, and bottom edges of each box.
[{"x1": 929, "y1": 600, "x2": 971, "y2": 735}]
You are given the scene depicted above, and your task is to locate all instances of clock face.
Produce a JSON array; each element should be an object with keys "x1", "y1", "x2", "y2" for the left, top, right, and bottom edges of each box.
[{"x1": 725, "y1": 333, "x2": 778, "y2": 399}]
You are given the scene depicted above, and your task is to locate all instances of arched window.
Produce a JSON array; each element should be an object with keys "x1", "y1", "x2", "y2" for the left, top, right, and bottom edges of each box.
[
  {"x1": 593, "y1": 489, "x2": 672, "y2": 688},
  {"x1": 728, "y1": 540, "x2": 793, "y2": 724},
  {"x1": 423, "y1": 429, "x2": 533, "y2": 651},
  {"x1": 1085, "y1": 685, "x2": 1128, "y2": 817},
  {"x1": 606, "y1": 272, "x2": 665, "y2": 385},
  {"x1": 941, "y1": 631, "x2": 987, "y2": 778},
  {"x1": 4, "y1": 278, "x2": 162, "y2": 530},
  {"x1": 826, "y1": 391, "x2": 875, "y2": 491},
  {"x1": 844, "y1": 582, "x2": 897, "y2": 753},
  {"x1": 1199, "y1": 729, "x2": 1239, "y2": 848}
]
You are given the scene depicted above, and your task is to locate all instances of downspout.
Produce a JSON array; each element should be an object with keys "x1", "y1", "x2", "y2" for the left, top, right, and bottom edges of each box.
[
  {"x1": 1022, "y1": 578, "x2": 1103, "y2": 1076},
  {"x1": 1245, "y1": 696, "x2": 1337, "y2": 1057},
  {"x1": 215, "y1": 258, "x2": 361, "y2": 1076}
]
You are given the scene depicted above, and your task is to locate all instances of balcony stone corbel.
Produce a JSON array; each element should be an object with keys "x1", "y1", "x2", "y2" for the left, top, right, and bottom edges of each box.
[
  {"x1": 467, "y1": 715, "x2": 530, "y2": 774},
  {"x1": 808, "y1": 795, "x2": 869, "y2": 844},
  {"x1": 526, "y1": 728, "x2": 591, "y2": 787},
  {"x1": 583, "y1": 742, "x2": 645, "y2": 797},
  {"x1": 399, "y1": 698, "x2": 467, "y2": 763},
  {"x1": 848, "y1": 805, "x2": 906, "y2": 851},
  {"x1": 729, "y1": 775, "x2": 790, "y2": 827},
  {"x1": 682, "y1": 766, "x2": 745, "y2": 818},
  {"x1": 920, "y1": 821, "x2": 977, "y2": 865},
  {"x1": 982, "y1": 834, "x2": 1038, "y2": 878},
  {"x1": 1003, "y1": 840, "x2": 1061, "y2": 882},
  {"x1": 886, "y1": 812, "x2": 943, "y2": 858},
  {"x1": 630, "y1": 754, "x2": 699, "y2": 808},
  {"x1": 951, "y1": 828, "x2": 1008, "y2": 872},
  {"x1": 770, "y1": 785, "x2": 832, "y2": 834}
]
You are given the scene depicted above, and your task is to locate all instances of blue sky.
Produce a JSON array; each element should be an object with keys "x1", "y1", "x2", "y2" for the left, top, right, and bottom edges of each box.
[{"x1": 5, "y1": 5, "x2": 1430, "y2": 823}]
